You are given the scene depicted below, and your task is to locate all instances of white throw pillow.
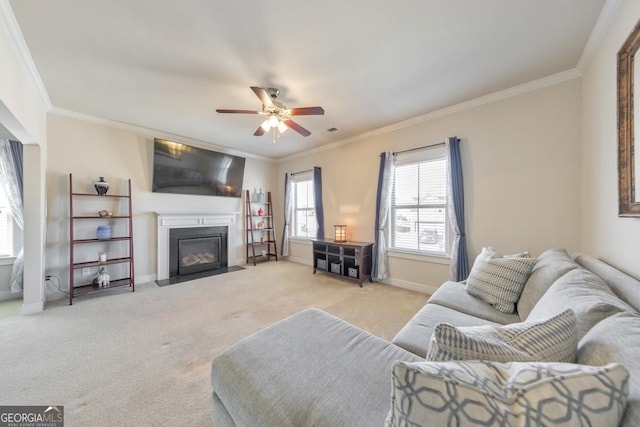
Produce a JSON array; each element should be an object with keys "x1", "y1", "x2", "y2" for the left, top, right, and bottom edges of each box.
[
  {"x1": 426, "y1": 308, "x2": 577, "y2": 362},
  {"x1": 386, "y1": 360, "x2": 629, "y2": 427},
  {"x1": 466, "y1": 247, "x2": 536, "y2": 313}
]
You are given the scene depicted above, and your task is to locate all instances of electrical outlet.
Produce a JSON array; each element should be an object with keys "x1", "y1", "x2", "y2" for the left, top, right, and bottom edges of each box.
[{"x1": 81, "y1": 268, "x2": 91, "y2": 276}]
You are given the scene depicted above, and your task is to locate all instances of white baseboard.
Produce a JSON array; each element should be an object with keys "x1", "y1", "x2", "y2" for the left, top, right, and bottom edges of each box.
[
  {"x1": 283, "y1": 258, "x2": 437, "y2": 295},
  {"x1": 382, "y1": 277, "x2": 439, "y2": 295},
  {"x1": 285, "y1": 255, "x2": 311, "y2": 266},
  {"x1": 232, "y1": 257, "x2": 246, "y2": 267},
  {"x1": 135, "y1": 273, "x2": 155, "y2": 285},
  {"x1": 0, "y1": 289, "x2": 21, "y2": 302},
  {"x1": 21, "y1": 300, "x2": 44, "y2": 315}
]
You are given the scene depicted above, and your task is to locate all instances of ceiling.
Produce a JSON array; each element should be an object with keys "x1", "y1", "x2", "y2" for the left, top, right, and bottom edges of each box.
[{"x1": 9, "y1": 0, "x2": 606, "y2": 160}]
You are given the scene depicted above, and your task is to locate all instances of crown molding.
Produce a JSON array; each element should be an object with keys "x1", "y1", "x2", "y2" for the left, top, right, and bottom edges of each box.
[
  {"x1": 49, "y1": 106, "x2": 274, "y2": 162},
  {"x1": 279, "y1": 0, "x2": 623, "y2": 164},
  {"x1": 279, "y1": 68, "x2": 581, "y2": 162},
  {"x1": 576, "y1": 0, "x2": 622, "y2": 72},
  {"x1": 52, "y1": 64, "x2": 581, "y2": 165},
  {"x1": 0, "y1": 0, "x2": 51, "y2": 109}
]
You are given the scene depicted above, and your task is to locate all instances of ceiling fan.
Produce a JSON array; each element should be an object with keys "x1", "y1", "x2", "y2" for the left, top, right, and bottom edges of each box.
[{"x1": 216, "y1": 86, "x2": 324, "y2": 142}]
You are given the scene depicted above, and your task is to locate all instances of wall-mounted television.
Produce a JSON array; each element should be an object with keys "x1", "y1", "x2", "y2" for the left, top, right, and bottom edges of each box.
[{"x1": 152, "y1": 138, "x2": 246, "y2": 198}]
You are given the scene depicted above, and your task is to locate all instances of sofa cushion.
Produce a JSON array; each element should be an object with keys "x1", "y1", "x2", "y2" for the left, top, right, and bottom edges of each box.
[
  {"x1": 577, "y1": 311, "x2": 640, "y2": 427},
  {"x1": 527, "y1": 267, "x2": 633, "y2": 340},
  {"x1": 428, "y1": 281, "x2": 523, "y2": 324},
  {"x1": 574, "y1": 252, "x2": 640, "y2": 312},
  {"x1": 391, "y1": 303, "x2": 501, "y2": 358},
  {"x1": 466, "y1": 247, "x2": 536, "y2": 314},
  {"x1": 426, "y1": 308, "x2": 577, "y2": 363},
  {"x1": 517, "y1": 248, "x2": 580, "y2": 320},
  {"x1": 386, "y1": 360, "x2": 629, "y2": 427},
  {"x1": 211, "y1": 308, "x2": 421, "y2": 427}
]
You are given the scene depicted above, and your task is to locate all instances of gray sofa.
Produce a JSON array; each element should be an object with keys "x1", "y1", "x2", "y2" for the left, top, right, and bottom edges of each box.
[{"x1": 211, "y1": 249, "x2": 640, "y2": 426}]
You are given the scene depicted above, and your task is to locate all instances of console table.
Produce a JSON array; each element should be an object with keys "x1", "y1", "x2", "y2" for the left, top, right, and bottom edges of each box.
[{"x1": 312, "y1": 239, "x2": 374, "y2": 286}]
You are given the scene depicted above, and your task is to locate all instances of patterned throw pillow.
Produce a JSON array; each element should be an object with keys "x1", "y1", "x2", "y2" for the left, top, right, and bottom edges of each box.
[
  {"x1": 466, "y1": 247, "x2": 536, "y2": 313},
  {"x1": 426, "y1": 309, "x2": 577, "y2": 362},
  {"x1": 386, "y1": 360, "x2": 629, "y2": 427}
]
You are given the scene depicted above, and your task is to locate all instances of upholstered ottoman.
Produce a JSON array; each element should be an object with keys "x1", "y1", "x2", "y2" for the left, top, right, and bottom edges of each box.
[{"x1": 211, "y1": 308, "x2": 420, "y2": 427}]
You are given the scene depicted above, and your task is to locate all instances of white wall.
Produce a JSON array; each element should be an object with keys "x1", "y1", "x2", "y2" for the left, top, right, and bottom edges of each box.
[
  {"x1": 44, "y1": 114, "x2": 275, "y2": 298},
  {"x1": 581, "y1": 0, "x2": 640, "y2": 278},
  {"x1": 277, "y1": 78, "x2": 583, "y2": 292},
  {"x1": 0, "y1": 1, "x2": 49, "y2": 313}
]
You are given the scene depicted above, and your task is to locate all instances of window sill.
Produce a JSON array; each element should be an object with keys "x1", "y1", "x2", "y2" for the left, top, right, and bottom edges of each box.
[
  {"x1": 387, "y1": 249, "x2": 450, "y2": 265},
  {"x1": 0, "y1": 256, "x2": 16, "y2": 266}
]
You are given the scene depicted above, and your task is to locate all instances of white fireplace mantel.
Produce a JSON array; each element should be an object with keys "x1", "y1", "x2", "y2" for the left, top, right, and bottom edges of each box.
[{"x1": 155, "y1": 213, "x2": 238, "y2": 281}]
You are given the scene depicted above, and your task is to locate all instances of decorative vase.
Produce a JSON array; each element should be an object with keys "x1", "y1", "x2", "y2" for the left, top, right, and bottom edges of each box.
[
  {"x1": 256, "y1": 188, "x2": 265, "y2": 203},
  {"x1": 257, "y1": 207, "x2": 264, "y2": 216},
  {"x1": 96, "y1": 225, "x2": 112, "y2": 240},
  {"x1": 95, "y1": 177, "x2": 109, "y2": 195}
]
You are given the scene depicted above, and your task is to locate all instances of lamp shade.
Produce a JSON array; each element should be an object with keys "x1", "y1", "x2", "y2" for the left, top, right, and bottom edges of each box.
[{"x1": 334, "y1": 225, "x2": 347, "y2": 242}]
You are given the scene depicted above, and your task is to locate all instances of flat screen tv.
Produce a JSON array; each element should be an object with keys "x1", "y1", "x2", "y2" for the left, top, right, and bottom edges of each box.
[{"x1": 152, "y1": 138, "x2": 246, "y2": 198}]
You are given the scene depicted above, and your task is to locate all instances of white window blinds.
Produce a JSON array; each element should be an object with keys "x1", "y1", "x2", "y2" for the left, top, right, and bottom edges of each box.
[
  {"x1": 292, "y1": 171, "x2": 317, "y2": 239},
  {"x1": 391, "y1": 145, "x2": 449, "y2": 256}
]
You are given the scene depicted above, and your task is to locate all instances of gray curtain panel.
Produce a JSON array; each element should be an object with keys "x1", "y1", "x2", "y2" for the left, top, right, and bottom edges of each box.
[
  {"x1": 9, "y1": 140, "x2": 23, "y2": 203},
  {"x1": 313, "y1": 167, "x2": 324, "y2": 240},
  {"x1": 280, "y1": 172, "x2": 293, "y2": 256},
  {"x1": 372, "y1": 152, "x2": 394, "y2": 281},
  {"x1": 0, "y1": 139, "x2": 24, "y2": 292},
  {"x1": 446, "y1": 136, "x2": 469, "y2": 281}
]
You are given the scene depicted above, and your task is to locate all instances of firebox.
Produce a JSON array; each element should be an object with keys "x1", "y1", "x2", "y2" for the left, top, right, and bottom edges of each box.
[{"x1": 169, "y1": 226, "x2": 228, "y2": 278}]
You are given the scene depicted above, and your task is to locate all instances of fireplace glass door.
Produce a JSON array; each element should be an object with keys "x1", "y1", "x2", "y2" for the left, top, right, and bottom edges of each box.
[
  {"x1": 178, "y1": 236, "x2": 222, "y2": 275},
  {"x1": 168, "y1": 226, "x2": 228, "y2": 278}
]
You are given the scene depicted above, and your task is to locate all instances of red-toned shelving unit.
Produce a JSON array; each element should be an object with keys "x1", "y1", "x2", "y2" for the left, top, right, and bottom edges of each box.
[
  {"x1": 68, "y1": 173, "x2": 135, "y2": 304},
  {"x1": 245, "y1": 190, "x2": 278, "y2": 266}
]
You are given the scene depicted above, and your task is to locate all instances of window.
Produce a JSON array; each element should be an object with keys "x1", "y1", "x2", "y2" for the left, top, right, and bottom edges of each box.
[
  {"x1": 0, "y1": 185, "x2": 13, "y2": 257},
  {"x1": 390, "y1": 145, "x2": 449, "y2": 256},
  {"x1": 291, "y1": 171, "x2": 317, "y2": 239}
]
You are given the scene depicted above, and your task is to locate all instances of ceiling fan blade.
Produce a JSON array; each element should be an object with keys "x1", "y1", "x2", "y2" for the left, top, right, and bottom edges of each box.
[
  {"x1": 216, "y1": 109, "x2": 260, "y2": 114},
  {"x1": 283, "y1": 119, "x2": 311, "y2": 137},
  {"x1": 288, "y1": 106, "x2": 325, "y2": 116},
  {"x1": 254, "y1": 126, "x2": 266, "y2": 136},
  {"x1": 251, "y1": 86, "x2": 274, "y2": 108}
]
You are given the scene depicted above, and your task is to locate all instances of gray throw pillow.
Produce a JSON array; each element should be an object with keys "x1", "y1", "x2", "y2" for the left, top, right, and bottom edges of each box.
[
  {"x1": 466, "y1": 247, "x2": 536, "y2": 313},
  {"x1": 516, "y1": 248, "x2": 580, "y2": 320},
  {"x1": 426, "y1": 308, "x2": 577, "y2": 363},
  {"x1": 527, "y1": 267, "x2": 633, "y2": 340},
  {"x1": 577, "y1": 311, "x2": 640, "y2": 427},
  {"x1": 386, "y1": 360, "x2": 629, "y2": 427}
]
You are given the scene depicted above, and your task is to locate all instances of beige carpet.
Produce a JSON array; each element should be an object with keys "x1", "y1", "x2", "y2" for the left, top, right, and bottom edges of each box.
[
  {"x1": 0, "y1": 261, "x2": 428, "y2": 426},
  {"x1": 0, "y1": 298, "x2": 21, "y2": 319}
]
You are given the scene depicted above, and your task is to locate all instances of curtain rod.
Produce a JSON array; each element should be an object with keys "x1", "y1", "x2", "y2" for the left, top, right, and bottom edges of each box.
[
  {"x1": 393, "y1": 141, "x2": 445, "y2": 155},
  {"x1": 292, "y1": 168, "x2": 313, "y2": 175}
]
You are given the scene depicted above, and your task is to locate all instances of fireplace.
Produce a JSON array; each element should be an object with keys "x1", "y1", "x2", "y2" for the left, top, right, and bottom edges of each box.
[
  {"x1": 169, "y1": 226, "x2": 227, "y2": 278},
  {"x1": 156, "y1": 213, "x2": 237, "y2": 283}
]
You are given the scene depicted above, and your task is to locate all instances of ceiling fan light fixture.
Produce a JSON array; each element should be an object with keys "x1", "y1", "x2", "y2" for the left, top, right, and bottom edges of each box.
[{"x1": 217, "y1": 86, "x2": 323, "y2": 139}]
